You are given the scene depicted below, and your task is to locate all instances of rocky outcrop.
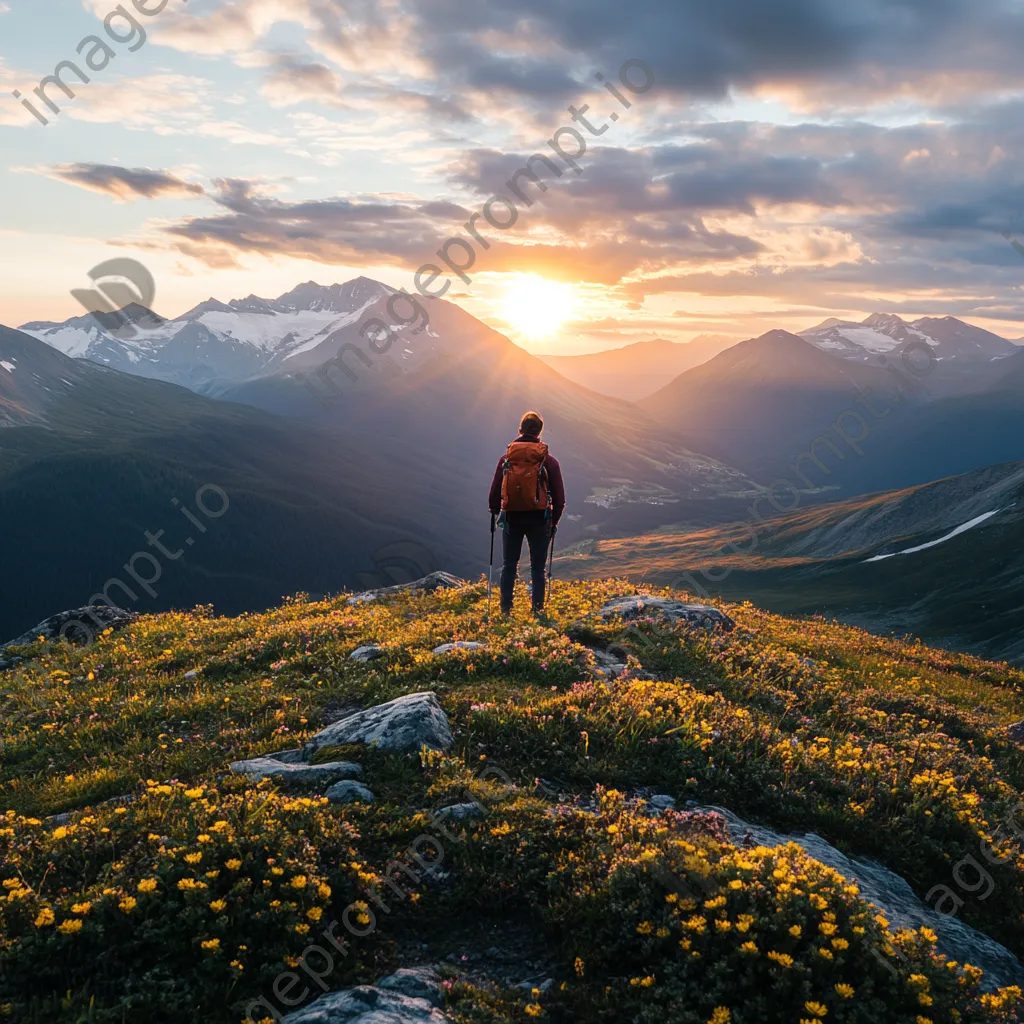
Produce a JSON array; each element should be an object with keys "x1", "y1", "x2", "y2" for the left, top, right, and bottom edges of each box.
[
  {"x1": 346, "y1": 573, "x2": 465, "y2": 606},
  {"x1": 1006, "y1": 720, "x2": 1024, "y2": 743},
  {"x1": 598, "y1": 595, "x2": 735, "y2": 632},
  {"x1": 326, "y1": 780, "x2": 374, "y2": 805},
  {"x1": 305, "y1": 691, "x2": 453, "y2": 756},
  {"x1": 0, "y1": 605, "x2": 138, "y2": 668},
  {"x1": 704, "y1": 804, "x2": 1024, "y2": 991},
  {"x1": 229, "y1": 758, "x2": 362, "y2": 785},
  {"x1": 282, "y1": 968, "x2": 448, "y2": 1023}
]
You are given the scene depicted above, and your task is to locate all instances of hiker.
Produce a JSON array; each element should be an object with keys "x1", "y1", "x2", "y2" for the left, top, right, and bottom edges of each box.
[{"x1": 488, "y1": 410, "x2": 566, "y2": 615}]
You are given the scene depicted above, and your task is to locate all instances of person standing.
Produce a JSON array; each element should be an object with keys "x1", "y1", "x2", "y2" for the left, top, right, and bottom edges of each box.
[{"x1": 487, "y1": 411, "x2": 566, "y2": 615}]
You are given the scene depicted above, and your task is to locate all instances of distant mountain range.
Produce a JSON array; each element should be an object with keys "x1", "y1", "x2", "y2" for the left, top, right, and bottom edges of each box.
[
  {"x1": 558, "y1": 459, "x2": 1024, "y2": 663},
  {"x1": 800, "y1": 312, "x2": 1019, "y2": 365},
  {"x1": 0, "y1": 322, "x2": 481, "y2": 641},
  {"x1": 1, "y1": 287, "x2": 764, "y2": 638},
  {"x1": 643, "y1": 321, "x2": 1024, "y2": 498},
  {"x1": 12, "y1": 282, "x2": 1024, "y2": 652},
  {"x1": 19, "y1": 278, "x2": 393, "y2": 390},
  {"x1": 536, "y1": 335, "x2": 736, "y2": 400}
]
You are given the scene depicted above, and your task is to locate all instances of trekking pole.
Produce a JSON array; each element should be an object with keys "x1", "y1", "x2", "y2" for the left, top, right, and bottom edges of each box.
[
  {"x1": 487, "y1": 513, "x2": 496, "y2": 620},
  {"x1": 547, "y1": 524, "x2": 557, "y2": 583}
]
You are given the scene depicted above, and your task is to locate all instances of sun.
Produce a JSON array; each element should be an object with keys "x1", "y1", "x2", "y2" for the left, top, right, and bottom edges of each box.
[{"x1": 501, "y1": 276, "x2": 577, "y2": 341}]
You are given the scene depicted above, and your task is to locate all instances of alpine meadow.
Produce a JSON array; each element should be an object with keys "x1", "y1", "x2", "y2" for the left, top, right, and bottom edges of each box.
[{"x1": 5, "y1": 3, "x2": 1024, "y2": 1024}]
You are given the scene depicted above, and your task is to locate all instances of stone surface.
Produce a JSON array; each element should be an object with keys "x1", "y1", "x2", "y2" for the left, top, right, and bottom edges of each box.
[
  {"x1": 326, "y1": 780, "x2": 375, "y2": 805},
  {"x1": 648, "y1": 794, "x2": 676, "y2": 811},
  {"x1": 598, "y1": 595, "x2": 735, "y2": 632},
  {"x1": 230, "y1": 758, "x2": 362, "y2": 785},
  {"x1": 282, "y1": 967, "x2": 447, "y2": 1023},
  {"x1": 0, "y1": 605, "x2": 138, "y2": 668},
  {"x1": 1007, "y1": 720, "x2": 1024, "y2": 743},
  {"x1": 347, "y1": 572, "x2": 466, "y2": 606},
  {"x1": 46, "y1": 793, "x2": 135, "y2": 829},
  {"x1": 268, "y1": 748, "x2": 307, "y2": 764},
  {"x1": 437, "y1": 801, "x2": 486, "y2": 822},
  {"x1": 305, "y1": 691, "x2": 454, "y2": 755},
  {"x1": 588, "y1": 647, "x2": 627, "y2": 679},
  {"x1": 704, "y1": 804, "x2": 1024, "y2": 991},
  {"x1": 350, "y1": 645, "x2": 386, "y2": 662},
  {"x1": 432, "y1": 641, "x2": 487, "y2": 655}
]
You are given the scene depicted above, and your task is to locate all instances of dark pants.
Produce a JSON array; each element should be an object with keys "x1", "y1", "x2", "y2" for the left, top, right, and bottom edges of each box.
[{"x1": 499, "y1": 511, "x2": 550, "y2": 613}]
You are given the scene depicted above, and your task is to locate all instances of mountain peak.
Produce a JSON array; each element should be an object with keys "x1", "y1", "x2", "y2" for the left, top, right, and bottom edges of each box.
[
  {"x1": 862, "y1": 312, "x2": 907, "y2": 328},
  {"x1": 272, "y1": 277, "x2": 393, "y2": 313}
]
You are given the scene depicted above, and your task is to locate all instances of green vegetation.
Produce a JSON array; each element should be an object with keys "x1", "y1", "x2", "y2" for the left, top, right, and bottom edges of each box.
[{"x1": 2, "y1": 579, "x2": 1024, "y2": 1022}]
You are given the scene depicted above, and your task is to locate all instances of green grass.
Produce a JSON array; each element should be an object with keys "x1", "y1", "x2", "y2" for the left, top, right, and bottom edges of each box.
[{"x1": 2, "y1": 579, "x2": 1024, "y2": 1023}]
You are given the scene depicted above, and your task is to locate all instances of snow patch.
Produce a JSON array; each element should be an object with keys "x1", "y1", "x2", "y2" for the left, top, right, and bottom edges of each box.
[
  {"x1": 0, "y1": 361, "x2": 14, "y2": 373},
  {"x1": 865, "y1": 509, "x2": 1003, "y2": 563}
]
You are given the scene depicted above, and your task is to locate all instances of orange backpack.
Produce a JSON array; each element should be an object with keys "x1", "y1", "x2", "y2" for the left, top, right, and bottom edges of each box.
[{"x1": 501, "y1": 441, "x2": 550, "y2": 512}]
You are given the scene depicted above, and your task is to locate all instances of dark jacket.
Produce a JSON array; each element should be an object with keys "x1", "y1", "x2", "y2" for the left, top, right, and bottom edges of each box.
[{"x1": 488, "y1": 434, "x2": 566, "y2": 525}]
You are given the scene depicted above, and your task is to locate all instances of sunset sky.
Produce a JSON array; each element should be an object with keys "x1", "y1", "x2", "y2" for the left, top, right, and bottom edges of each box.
[{"x1": 4, "y1": 0, "x2": 1024, "y2": 353}]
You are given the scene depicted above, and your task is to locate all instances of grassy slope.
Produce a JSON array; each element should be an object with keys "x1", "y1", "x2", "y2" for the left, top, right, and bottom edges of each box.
[{"x1": 2, "y1": 579, "x2": 1024, "y2": 1022}]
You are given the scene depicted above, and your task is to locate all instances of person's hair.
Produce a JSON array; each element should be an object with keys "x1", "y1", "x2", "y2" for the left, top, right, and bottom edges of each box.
[{"x1": 520, "y1": 411, "x2": 544, "y2": 436}]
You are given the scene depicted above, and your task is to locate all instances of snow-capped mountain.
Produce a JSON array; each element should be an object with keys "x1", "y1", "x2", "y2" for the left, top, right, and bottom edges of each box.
[
  {"x1": 18, "y1": 277, "x2": 397, "y2": 390},
  {"x1": 800, "y1": 312, "x2": 1019, "y2": 364}
]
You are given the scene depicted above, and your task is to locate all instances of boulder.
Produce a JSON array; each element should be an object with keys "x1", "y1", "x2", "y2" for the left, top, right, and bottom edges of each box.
[
  {"x1": 598, "y1": 595, "x2": 734, "y2": 632},
  {"x1": 230, "y1": 758, "x2": 362, "y2": 785},
  {"x1": 350, "y1": 645, "x2": 386, "y2": 663},
  {"x1": 347, "y1": 572, "x2": 465, "y2": 606},
  {"x1": 432, "y1": 641, "x2": 487, "y2": 655},
  {"x1": 305, "y1": 691, "x2": 453, "y2": 756},
  {"x1": 436, "y1": 801, "x2": 486, "y2": 822},
  {"x1": 1007, "y1": 720, "x2": 1024, "y2": 743},
  {"x1": 0, "y1": 605, "x2": 138, "y2": 668},
  {"x1": 282, "y1": 967, "x2": 447, "y2": 1023},
  {"x1": 326, "y1": 780, "x2": 374, "y2": 805},
  {"x1": 648, "y1": 794, "x2": 676, "y2": 811},
  {"x1": 704, "y1": 804, "x2": 1024, "y2": 992}
]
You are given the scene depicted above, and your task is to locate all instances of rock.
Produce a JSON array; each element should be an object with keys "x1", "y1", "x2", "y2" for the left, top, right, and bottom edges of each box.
[
  {"x1": 350, "y1": 645, "x2": 386, "y2": 663},
  {"x1": 305, "y1": 691, "x2": 453, "y2": 756},
  {"x1": 648, "y1": 794, "x2": 676, "y2": 811},
  {"x1": 230, "y1": 758, "x2": 362, "y2": 785},
  {"x1": 268, "y1": 748, "x2": 307, "y2": 764},
  {"x1": 326, "y1": 780, "x2": 374, "y2": 805},
  {"x1": 282, "y1": 967, "x2": 447, "y2": 1023},
  {"x1": 437, "y1": 801, "x2": 486, "y2": 821},
  {"x1": 1007, "y1": 720, "x2": 1024, "y2": 743},
  {"x1": 347, "y1": 572, "x2": 466, "y2": 606},
  {"x1": 598, "y1": 595, "x2": 735, "y2": 632},
  {"x1": 46, "y1": 793, "x2": 135, "y2": 829},
  {"x1": 704, "y1": 804, "x2": 1024, "y2": 991},
  {"x1": 0, "y1": 605, "x2": 138, "y2": 668},
  {"x1": 377, "y1": 968, "x2": 445, "y2": 1006},
  {"x1": 588, "y1": 647, "x2": 627, "y2": 679},
  {"x1": 515, "y1": 978, "x2": 554, "y2": 994},
  {"x1": 183, "y1": 669, "x2": 200, "y2": 680},
  {"x1": 432, "y1": 641, "x2": 487, "y2": 655}
]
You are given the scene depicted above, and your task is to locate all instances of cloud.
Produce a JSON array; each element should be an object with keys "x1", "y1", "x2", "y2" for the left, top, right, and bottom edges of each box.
[
  {"x1": 145, "y1": 0, "x2": 1024, "y2": 118},
  {"x1": 43, "y1": 164, "x2": 206, "y2": 202}
]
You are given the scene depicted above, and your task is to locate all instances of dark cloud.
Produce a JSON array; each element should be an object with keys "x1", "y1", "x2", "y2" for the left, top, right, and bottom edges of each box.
[
  {"x1": 45, "y1": 164, "x2": 206, "y2": 202},
  {"x1": 334, "y1": 0, "x2": 1024, "y2": 110}
]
